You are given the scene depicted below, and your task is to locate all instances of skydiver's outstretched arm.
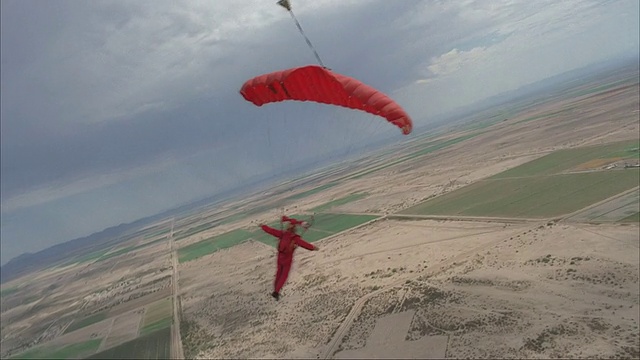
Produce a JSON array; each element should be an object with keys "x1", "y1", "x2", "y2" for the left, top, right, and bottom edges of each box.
[
  {"x1": 260, "y1": 224, "x2": 283, "y2": 238},
  {"x1": 295, "y1": 236, "x2": 318, "y2": 251}
]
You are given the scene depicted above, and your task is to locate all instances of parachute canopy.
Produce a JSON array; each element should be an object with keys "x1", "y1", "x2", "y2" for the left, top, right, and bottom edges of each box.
[
  {"x1": 239, "y1": 65, "x2": 413, "y2": 135},
  {"x1": 277, "y1": 0, "x2": 292, "y2": 11}
]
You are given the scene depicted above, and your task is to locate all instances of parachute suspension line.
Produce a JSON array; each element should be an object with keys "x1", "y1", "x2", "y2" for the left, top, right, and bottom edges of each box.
[
  {"x1": 280, "y1": 207, "x2": 285, "y2": 231},
  {"x1": 277, "y1": 0, "x2": 326, "y2": 68},
  {"x1": 266, "y1": 120, "x2": 276, "y2": 173}
]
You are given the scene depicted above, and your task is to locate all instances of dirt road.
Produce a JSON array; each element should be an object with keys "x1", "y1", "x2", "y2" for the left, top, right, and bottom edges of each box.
[{"x1": 170, "y1": 218, "x2": 185, "y2": 360}]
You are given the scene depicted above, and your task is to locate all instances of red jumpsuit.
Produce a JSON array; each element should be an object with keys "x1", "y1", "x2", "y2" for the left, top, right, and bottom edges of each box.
[{"x1": 260, "y1": 222, "x2": 315, "y2": 294}]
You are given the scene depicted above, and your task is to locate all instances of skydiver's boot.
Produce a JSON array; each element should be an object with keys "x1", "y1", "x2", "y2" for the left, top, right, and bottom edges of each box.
[{"x1": 271, "y1": 291, "x2": 280, "y2": 301}]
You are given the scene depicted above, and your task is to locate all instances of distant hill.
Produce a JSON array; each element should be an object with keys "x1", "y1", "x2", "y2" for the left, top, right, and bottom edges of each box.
[{"x1": 0, "y1": 215, "x2": 160, "y2": 284}]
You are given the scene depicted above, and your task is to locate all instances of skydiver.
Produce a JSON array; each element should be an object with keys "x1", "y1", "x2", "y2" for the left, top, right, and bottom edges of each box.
[{"x1": 259, "y1": 215, "x2": 319, "y2": 300}]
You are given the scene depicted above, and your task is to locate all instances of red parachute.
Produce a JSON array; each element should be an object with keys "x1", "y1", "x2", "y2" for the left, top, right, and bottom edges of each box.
[{"x1": 239, "y1": 65, "x2": 413, "y2": 135}]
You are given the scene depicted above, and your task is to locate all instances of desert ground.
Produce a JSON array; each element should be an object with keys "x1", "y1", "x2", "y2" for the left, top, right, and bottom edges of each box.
[{"x1": 1, "y1": 66, "x2": 638, "y2": 359}]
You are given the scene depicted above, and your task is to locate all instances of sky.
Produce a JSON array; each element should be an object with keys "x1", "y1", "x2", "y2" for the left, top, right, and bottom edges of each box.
[{"x1": 1, "y1": 0, "x2": 638, "y2": 265}]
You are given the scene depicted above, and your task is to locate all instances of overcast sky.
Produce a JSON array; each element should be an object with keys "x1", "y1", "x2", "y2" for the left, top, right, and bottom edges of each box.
[{"x1": 1, "y1": 0, "x2": 638, "y2": 265}]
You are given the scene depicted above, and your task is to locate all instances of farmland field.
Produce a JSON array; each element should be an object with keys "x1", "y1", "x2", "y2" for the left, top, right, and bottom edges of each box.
[
  {"x1": 140, "y1": 297, "x2": 173, "y2": 335},
  {"x1": 174, "y1": 221, "x2": 219, "y2": 241},
  {"x1": 178, "y1": 229, "x2": 253, "y2": 263},
  {"x1": 491, "y1": 139, "x2": 639, "y2": 178},
  {"x1": 401, "y1": 139, "x2": 640, "y2": 219},
  {"x1": 98, "y1": 236, "x2": 168, "y2": 262},
  {"x1": 401, "y1": 169, "x2": 639, "y2": 218},
  {"x1": 348, "y1": 133, "x2": 481, "y2": 180},
  {"x1": 64, "y1": 312, "x2": 107, "y2": 334},
  {"x1": 311, "y1": 193, "x2": 369, "y2": 213},
  {"x1": 284, "y1": 182, "x2": 340, "y2": 200},
  {"x1": 621, "y1": 212, "x2": 640, "y2": 222},
  {"x1": 10, "y1": 339, "x2": 102, "y2": 359},
  {"x1": 565, "y1": 187, "x2": 639, "y2": 223},
  {"x1": 101, "y1": 310, "x2": 143, "y2": 351},
  {"x1": 87, "y1": 327, "x2": 171, "y2": 359},
  {"x1": 0, "y1": 286, "x2": 19, "y2": 298}
]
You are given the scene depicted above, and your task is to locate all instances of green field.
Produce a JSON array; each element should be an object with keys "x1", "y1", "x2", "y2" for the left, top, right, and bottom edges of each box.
[
  {"x1": 251, "y1": 213, "x2": 379, "y2": 247},
  {"x1": 568, "y1": 78, "x2": 638, "y2": 98},
  {"x1": 87, "y1": 327, "x2": 171, "y2": 359},
  {"x1": 174, "y1": 221, "x2": 219, "y2": 241},
  {"x1": 10, "y1": 338, "x2": 102, "y2": 359},
  {"x1": 491, "y1": 139, "x2": 639, "y2": 179},
  {"x1": 349, "y1": 133, "x2": 481, "y2": 180},
  {"x1": 0, "y1": 286, "x2": 19, "y2": 298},
  {"x1": 61, "y1": 247, "x2": 113, "y2": 266},
  {"x1": 97, "y1": 236, "x2": 168, "y2": 262},
  {"x1": 512, "y1": 107, "x2": 575, "y2": 126},
  {"x1": 621, "y1": 212, "x2": 640, "y2": 222},
  {"x1": 140, "y1": 297, "x2": 173, "y2": 335},
  {"x1": 144, "y1": 228, "x2": 170, "y2": 239},
  {"x1": 178, "y1": 229, "x2": 253, "y2": 263},
  {"x1": 284, "y1": 182, "x2": 340, "y2": 201},
  {"x1": 311, "y1": 193, "x2": 368, "y2": 213},
  {"x1": 402, "y1": 169, "x2": 639, "y2": 218},
  {"x1": 64, "y1": 312, "x2": 107, "y2": 334}
]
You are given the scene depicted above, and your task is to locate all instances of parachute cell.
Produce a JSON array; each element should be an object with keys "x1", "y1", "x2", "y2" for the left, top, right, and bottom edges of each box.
[{"x1": 239, "y1": 65, "x2": 413, "y2": 135}]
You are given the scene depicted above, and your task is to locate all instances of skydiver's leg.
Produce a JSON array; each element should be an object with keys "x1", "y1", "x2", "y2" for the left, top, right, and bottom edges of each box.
[
  {"x1": 274, "y1": 261, "x2": 292, "y2": 294},
  {"x1": 274, "y1": 263, "x2": 283, "y2": 291},
  {"x1": 272, "y1": 259, "x2": 283, "y2": 300}
]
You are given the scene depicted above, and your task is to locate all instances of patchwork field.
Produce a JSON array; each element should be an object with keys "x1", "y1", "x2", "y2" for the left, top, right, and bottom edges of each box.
[
  {"x1": 87, "y1": 327, "x2": 171, "y2": 359},
  {"x1": 140, "y1": 297, "x2": 173, "y2": 335},
  {"x1": 565, "y1": 187, "x2": 639, "y2": 223},
  {"x1": 177, "y1": 229, "x2": 253, "y2": 263},
  {"x1": 64, "y1": 312, "x2": 108, "y2": 334},
  {"x1": 100, "y1": 309, "x2": 144, "y2": 350},
  {"x1": 10, "y1": 339, "x2": 103, "y2": 360},
  {"x1": 490, "y1": 139, "x2": 639, "y2": 178},
  {"x1": 400, "y1": 140, "x2": 640, "y2": 219}
]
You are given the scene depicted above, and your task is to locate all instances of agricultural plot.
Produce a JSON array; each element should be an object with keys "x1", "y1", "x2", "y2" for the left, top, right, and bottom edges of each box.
[
  {"x1": 310, "y1": 193, "x2": 368, "y2": 213},
  {"x1": 401, "y1": 140, "x2": 640, "y2": 219},
  {"x1": 178, "y1": 229, "x2": 253, "y2": 263},
  {"x1": 284, "y1": 182, "x2": 340, "y2": 201},
  {"x1": 61, "y1": 247, "x2": 113, "y2": 266},
  {"x1": 64, "y1": 312, "x2": 107, "y2": 334},
  {"x1": 173, "y1": 221, "x2": 219, "y2": 241},
  {"x1": 101, "y1": 310, "x2": 143, "y2": 351},
  {"x1": 565, "y1": 188, "x2": 639, "y2": 223},
  {"x1": 348, "y1": 133, "x2": 481, "y2": 180},
  {"x1": 10, "y1": 339, "x2": 102, "y2": 359},
  {"x1": 97, "y1": 236, "x2": 168, "y2": 262},
  {"x1": 0, "y1": 286, "x2": 19, "y2": 298},
  {"x1": 401, "y1": 169, "x2": 639, "y2": 218},
  {"x1": 491, "y1": 139, "x2": 639, "y2": 178},
  {"x1": 143, "y1": 228, "x2": 170, "y2": 239},
  {"x1": 87, "y1": 327, "x2": 171, "y2": 360},
  {"x1": 250, "y1": 213, "x2": 379, "y2": 247},
  {"x1": 140, "y1": 297, "x2": 173, "y2": 336},
  {"x1": 621, "y1": 212, "x2": 640, "y2": 222}
]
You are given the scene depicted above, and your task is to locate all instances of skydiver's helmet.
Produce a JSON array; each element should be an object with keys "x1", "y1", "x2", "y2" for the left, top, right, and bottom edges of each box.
[{"x1": 285, "y1": 221, "x2": 297, "y2": 232}]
